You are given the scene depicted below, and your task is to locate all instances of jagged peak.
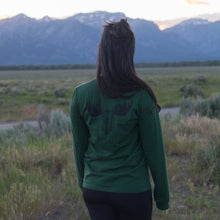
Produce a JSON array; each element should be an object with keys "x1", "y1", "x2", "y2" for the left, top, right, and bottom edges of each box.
[
  {"x1": 13, "y1": 13, "x2": 30, "y2": 19},
  {"x1": 41, "y1": 16, "x2": 53, "y2": 22},
  {"x1": 74, "y1": 11, "x2": 126, "y2": 18},
  {"x1": 73, "y1": 11, "x2": 126, "y2": 25},
  {"x1": 179, "y1": 18, "x2": 210, "y2": 26},
  {"x1": 0, "y1": 13, "x2": 35, "y2": 25}
]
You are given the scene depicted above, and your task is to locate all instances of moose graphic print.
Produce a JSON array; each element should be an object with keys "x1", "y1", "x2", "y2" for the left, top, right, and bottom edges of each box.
[{"x1": 86, "y1": 99, "x2": 132, "y2": 135}]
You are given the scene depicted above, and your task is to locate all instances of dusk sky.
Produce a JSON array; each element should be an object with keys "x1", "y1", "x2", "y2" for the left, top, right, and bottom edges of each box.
[{"x1": 1, "y1": 0, "x2": 220, "y2": 21}]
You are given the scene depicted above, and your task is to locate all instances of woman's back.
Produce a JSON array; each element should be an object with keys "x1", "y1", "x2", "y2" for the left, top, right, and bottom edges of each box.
[{"x1": 70, "y1": 78, "x2": 169, "y2": 209}]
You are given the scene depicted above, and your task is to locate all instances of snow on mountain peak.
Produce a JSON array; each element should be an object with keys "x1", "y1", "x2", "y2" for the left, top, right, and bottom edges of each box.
[
  {"x1": 42, "y1": 16, "x2": 53, "y2": 22},
  {"x1": 73, "y1": 11, "x2": 126, "y2": 27},
  {"x1": 179, "y1": 18, "x2": 210, "y2": 26}
]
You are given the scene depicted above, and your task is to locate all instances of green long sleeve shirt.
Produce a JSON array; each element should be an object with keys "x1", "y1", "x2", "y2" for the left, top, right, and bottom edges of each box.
[{"x1": 69, "y1": 79, "x2": 169, "y2": 210}]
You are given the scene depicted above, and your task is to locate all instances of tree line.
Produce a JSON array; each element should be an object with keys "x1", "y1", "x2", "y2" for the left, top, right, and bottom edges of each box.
[{"x1": 1, "y1": 60, "x2": 220, "y2": 71}]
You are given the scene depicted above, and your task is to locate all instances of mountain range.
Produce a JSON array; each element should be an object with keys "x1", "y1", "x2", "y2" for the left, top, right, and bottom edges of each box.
[
  {"x1": 0, "y1": 11, "x2": 220, "y2": 65},
  {"x1": 154, "y1": 12, "x2": 220, "y2": 30}
]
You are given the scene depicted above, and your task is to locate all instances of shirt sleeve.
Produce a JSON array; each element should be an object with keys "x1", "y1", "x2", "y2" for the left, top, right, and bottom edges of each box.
[
  {"x1": 69, "y1": 88, "x2": 89, "y2": 190},
  {"x1": 138, "y1": 90, "x2": 170, "y2": 210}
]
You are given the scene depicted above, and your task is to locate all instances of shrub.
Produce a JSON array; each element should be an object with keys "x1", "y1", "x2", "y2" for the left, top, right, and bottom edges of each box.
[
  {"x1": 162, "y1": 115, "x2": 220, "y2": 184},
  {"x1": 193, "y1": 143, "x2": 219, "y2": 183},
  {"x1": 57, "y1": 98, "x2": 69, "y2": 105},
  {"x1": 194, "y1": 75, "x2": 207, "y2": 84},
  {"x1": 41, "y1": 109, "x2": 71, "y2": 138},
  {"x1": 179, "y1": 97, "x2": 197, "y2": 117},
  {"x1": 37, "y1": 104, "x2": 50, "y2": 131},
  {"x1": 0, "y1": 82, "x2": 8, "y2": 87},
  {"x1": 54, "y1": 88, "x2": 70, "y2": 98},
  {"x1": 0, "y1": 109, "x2": 72, "y2": 148},
  {"x1": 0, "y1": 123, "x2": 39, "y2": 147},
  {"x1": 180, "y1": 84, "x2": 204, "y2": 98},
  {"x1": 206, "y1": 93, "x2": 220, "y2": 118},
  {"x1": 10, "y1": 87, "x2": 21, "y2": 95},
  {"x1": 180, "y1": 93, "x2": 220, "y2": 118}
]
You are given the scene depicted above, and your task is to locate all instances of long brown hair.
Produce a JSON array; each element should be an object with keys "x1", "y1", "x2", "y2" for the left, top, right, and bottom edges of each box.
[{"x1": 96, "y1": 19, "x2": 161, "y2": 112}]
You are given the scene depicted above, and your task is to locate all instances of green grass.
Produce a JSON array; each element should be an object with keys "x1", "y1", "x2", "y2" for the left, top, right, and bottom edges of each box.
[
  {"x1": 1, "y1": 66, "x2": 219, "y2": 219},
  {"x1": 158, "y1": 115, "x2": 220, "y2": 220},
  {"x1": 0, "y1": 66, "x2": 220, "y2": 121},
  {"x1": 0, "y1": 115, "x2": 220, "y2": 219},
  {"x1": 0, "y1": 133, "x2": 89, "y2": 220}
]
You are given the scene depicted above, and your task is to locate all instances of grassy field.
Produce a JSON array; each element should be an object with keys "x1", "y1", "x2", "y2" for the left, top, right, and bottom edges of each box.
[
  {"x1": 0, "y1": 114, "x2": 219, "y2": 219},
  {"x1": 0, "y1": 66, "x2": 220, "y2": 122},
  {"x1": 0, "y1": 66, "x2": 220, "y2": 219}
]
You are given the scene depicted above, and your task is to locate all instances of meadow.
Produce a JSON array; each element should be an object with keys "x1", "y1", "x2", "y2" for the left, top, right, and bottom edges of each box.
[
  {"x1": 0, "y1": 66, "x2": 220, "y2": 219},
  {"x1": 0, "y1": 66, "x2": 220, "y2": 122}
]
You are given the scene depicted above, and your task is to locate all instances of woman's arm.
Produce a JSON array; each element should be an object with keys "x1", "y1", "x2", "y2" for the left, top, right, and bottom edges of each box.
[
  {"x1": 69, "y1": 88, "x2": 89, "y2": 190},
  {"x1": 138, "y1": 90, "x2": 170, "y2": 210}
]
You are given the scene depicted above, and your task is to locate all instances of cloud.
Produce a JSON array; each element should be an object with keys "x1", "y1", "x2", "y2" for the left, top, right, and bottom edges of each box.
[{"x1": 185, "y1": 0, "x2": 209, "y2": 5}]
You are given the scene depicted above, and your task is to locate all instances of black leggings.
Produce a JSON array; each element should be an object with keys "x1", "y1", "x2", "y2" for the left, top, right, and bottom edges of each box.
[{"x1": 82, "y1": 187, "x2": 152, "y2": 220}]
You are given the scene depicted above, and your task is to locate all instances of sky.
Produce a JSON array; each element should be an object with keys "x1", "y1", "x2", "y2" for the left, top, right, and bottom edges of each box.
[{"x1": 0, "y1": 0, "x2": 220, "y2": 21}]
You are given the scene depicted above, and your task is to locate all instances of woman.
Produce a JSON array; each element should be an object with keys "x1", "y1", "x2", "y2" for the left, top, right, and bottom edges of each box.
[{"x1": 70, "y1": 19, "x2": 169, "y2": 220}]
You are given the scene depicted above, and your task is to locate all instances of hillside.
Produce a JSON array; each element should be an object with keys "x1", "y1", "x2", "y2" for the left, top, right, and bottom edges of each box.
[{"x1": 0, "y1": 11, "x2": 219, "y2": 65}]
